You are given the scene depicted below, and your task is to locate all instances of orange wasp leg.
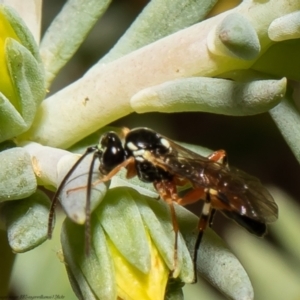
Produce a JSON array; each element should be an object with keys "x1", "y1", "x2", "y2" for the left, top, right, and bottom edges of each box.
[
  {"x1": 177, "y1": 188, "x2": 206, "y2": 206},
  {"x1": 150, "y1": 149, "x2": 228, "y2": 280},
  {"x1": 84, "y1": 156, "x2": 136, "y2": 254},
  {"x1": 189, "y1": 149, "x2": 227, "y2": 282},
  {"x1": 66, "y1": 157, "x2": 136, "y2": 194},
  {"x1": 48, "y1": 146, "x2": 98, "y2": 240},
  {"x1": 49, "y1": 154, "x2": 135, "y2": 255},
  {"x1": 208, "y1": 149, "x2": 228, "y2": 166}
]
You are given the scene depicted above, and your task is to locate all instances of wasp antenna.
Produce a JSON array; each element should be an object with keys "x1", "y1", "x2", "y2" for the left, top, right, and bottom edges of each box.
[
  {"x1": 47, "y1": 146, "x2": 97, "y2": 240},
  {"x1": 84, "y1": 150, "x2": 101, "y2": 255}
]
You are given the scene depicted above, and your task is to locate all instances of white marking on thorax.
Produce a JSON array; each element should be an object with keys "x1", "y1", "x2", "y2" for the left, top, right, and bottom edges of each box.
[
  {"x1": 135, "y1": 156, "x2": 144, "y2": 162},
  {"x1": 132, "y1": 149, "x2": 146, "y2": 162},
  {"x1": 127, "y1": 141, "x2": 138, "y2": 151},
  {"x1": 133, "y1": 149, "x2": 145, "y2": 157},
  {"x1": 160, "y1": 138, "x2": 171, "y2": 149}
]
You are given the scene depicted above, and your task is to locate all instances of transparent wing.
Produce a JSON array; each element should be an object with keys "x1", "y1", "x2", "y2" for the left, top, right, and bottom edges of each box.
[{"x1": 146, "y1": 138, "x2": 278, "y2": 223}]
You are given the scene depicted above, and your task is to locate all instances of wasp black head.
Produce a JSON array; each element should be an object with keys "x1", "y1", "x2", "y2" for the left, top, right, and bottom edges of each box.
[{"x1": 98, "y1": 132, "x2": 126, "y2": 174}]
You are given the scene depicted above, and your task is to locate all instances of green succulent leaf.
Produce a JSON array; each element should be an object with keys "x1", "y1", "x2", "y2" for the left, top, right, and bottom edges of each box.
[
  {"x1": 207, "y1": 12, "x2": 260, "y2": 60},
  {"x1": 61, "y1": 188, "x2": 170, "y2": 300},
  {"x1": 0, "y1": 5, "x2": 45, "y2": 143},
  {"x1": 268, "y1": 11, "x2": 300, "y2": 42},
  {"x1": 0, "y1": 189, "x2": 50, "y2": 252},
  {"x1": 96, "y1": 188, "x2": 151, "y2": 274},
  {"x1": 1, "y1": 5, "x2": 41, "y2": 62},
  {"x1": 24, "y1": 1, "x2": 300, "y2": 149},
  {"x1": 141, "y1": 196, "x2": 194, "y2": 282},
  {"x1": 6, "y1": 37, "x2": 45, "y2": 114},
  {"x1": 40, "y1": 0, "x2": 112, "y2": 87},
  {"x1": 61, "y1": 186, "x2": 254, "y2": 299},
  {"x1": 0, "y1": 37, "x2": 45, "y2": 143},
  {"x1": 0, "y1": 147, "x2": 36, "y2": 201},
  {"x1": 101, "y1": 0, "x2": 218, "y2": 63},
  {"x1": 56, "y1": 154, "x2": 107, "y2": 225},
  {"x1": 269, "y1": 94, "x2": 300, "y2": 163},
  {"x1": 175, "y1": 205, "x2": 254, "y2": 300},
  {"x1": 61, "y1": 219, "x2": 104, "y2": 300},
  {"x1": 131, "y1": 77, "x2": 286, "y2": 115}
]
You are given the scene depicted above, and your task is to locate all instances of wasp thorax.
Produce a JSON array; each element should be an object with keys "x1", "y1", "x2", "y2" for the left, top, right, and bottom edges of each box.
[
  {"x1": 99, "y1": 132, "x2": 126, "y2": 174},
  {"x1": 125, "y1": 128, "x2": 171, "y2": 156}
]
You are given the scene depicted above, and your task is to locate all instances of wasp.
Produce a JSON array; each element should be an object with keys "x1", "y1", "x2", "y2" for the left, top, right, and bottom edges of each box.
[{"x1": 48, "y1": 127, "x2": 278, "y2": 279}]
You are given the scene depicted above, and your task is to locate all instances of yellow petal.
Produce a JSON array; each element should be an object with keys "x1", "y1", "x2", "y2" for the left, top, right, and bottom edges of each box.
[
  {"x1": 0, "y1": 9, "x2": 21, "y2": 108},
  {"x1": 107, "y1": 231, "x2": 169, "y2": 300}
]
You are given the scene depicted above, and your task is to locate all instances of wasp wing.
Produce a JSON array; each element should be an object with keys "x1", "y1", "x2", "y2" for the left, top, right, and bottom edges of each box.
[{"x1": 146, "y1": 138, "x2": 278, "y2": 224}]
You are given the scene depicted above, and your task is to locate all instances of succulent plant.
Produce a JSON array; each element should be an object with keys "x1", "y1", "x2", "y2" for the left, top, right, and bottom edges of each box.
[{"x1": 1, "y1": 1, "x2": 300, "y2": 299}]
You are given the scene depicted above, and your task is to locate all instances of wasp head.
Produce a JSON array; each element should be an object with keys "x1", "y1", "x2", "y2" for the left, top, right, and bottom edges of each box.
[{"x1": 98, "y1": 132, "x2": 127, "y2": 175}]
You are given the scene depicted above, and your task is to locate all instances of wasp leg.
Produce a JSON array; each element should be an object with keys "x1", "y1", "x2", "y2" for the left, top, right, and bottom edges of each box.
[
  {"x1": 154, "y1": 180, "x2": 180, "y2": 277},
  {"x1": 192, "y1": 190, "x2": 212, "y2": 283},
  {"x1": 66, "y1": 157, "x2": 135, "y2": 194},
  {"x1": 62, "y1": 156, "x2": 135, "y2": 255},
  {"x1": 125, "y1": 157, "x2": 138, "y2": 179},
  {"x1": 176, "y1": 188, "x2": 206, "y2": 206},
  {"x1": 48, "y1": 146, "x2": 98, "y2": 240},
  {"x1": 207, "y1": 149, "x2": 228, "y2": 166}
]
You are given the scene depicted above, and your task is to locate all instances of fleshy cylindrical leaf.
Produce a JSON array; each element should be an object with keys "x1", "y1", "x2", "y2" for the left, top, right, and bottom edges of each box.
[
  {"x1": 101, "y1": 0, "x2": 218, "y2": 63},
  {"x1": 140, "y1": 196, "x2": 194, "y2": 283},
  {"x1": 176, "y1": 204, "x2": 254, "y2": 300},
  {"x1": 40, "y1": 0, "x2": 112, "y2": 87},
  {"x1": 269, "y1": 95, "x2": 300, "y2": 163},
  {"x1": 0, "y1": 5, "x2": 45, "y2": 142},
  {"x1": 1, "y1": 5, "x2": 41, "y2": 62},
  {"x1": 268, "y1": 11, "x2": 300, "y2": 42},
  {"x1": 96, "y1": 187, "x2": 151, "y2": 274},
  {"x1": 0, "y1": 147, "x2": 36, "y2": 201},
  {"x1": 131, "y1": 77, "x2": 286, "y2": 115},
  {"x1": 61, "y1": 218, "x2": 105, "y2": 299},
  {"x1": 207, "y1": 13, "x2": 260, "y2": 60},
  {"x1": 6, "y1": 38, "x2": 45, "y2": 119},
  {"x1": 56, "y1": 153, "x2": 107, "y2": 224},
  {"x1": 62, "y1": 187, "x2": 170, "y2": 300},
  {"x1": 1, "y1": 190, "x2": 50, "y2": 252}
]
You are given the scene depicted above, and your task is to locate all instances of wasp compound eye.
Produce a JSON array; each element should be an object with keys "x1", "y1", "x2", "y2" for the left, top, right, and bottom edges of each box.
[{"x1": 100, "y1": 132, "x2": 127, "y2": 174}]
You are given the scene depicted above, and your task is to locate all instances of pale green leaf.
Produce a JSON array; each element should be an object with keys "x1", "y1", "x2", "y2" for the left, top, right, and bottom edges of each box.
[
  {"x1": 1, "y1": 190, "x2": 50, "y2": 252},
  {"x1": 131, "y1": 77, "x2": 286, "y2": 115},
  {"x1": 0, "y1": 147, "x2": 36, "y2": 201}
]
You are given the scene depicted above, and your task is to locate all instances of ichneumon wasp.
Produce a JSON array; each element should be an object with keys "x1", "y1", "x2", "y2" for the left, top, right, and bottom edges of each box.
[{"x1": 48, "y1": 127, "x2": 278, "y2": 280}]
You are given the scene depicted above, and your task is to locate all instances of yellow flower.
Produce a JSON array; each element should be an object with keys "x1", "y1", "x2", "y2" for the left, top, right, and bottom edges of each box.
[
  {"x1": 108, "y1": 234, "x2": 168, "y2": 300},
  {"x1": 0, "y1": 5, "x2": 45, "y2": 143},
  {"x1": 0, "y1": 9, "x2": 20, "y2": 109},
  {"x1": 61, "y1": 187, "x2": 194, "y2": 299}
]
